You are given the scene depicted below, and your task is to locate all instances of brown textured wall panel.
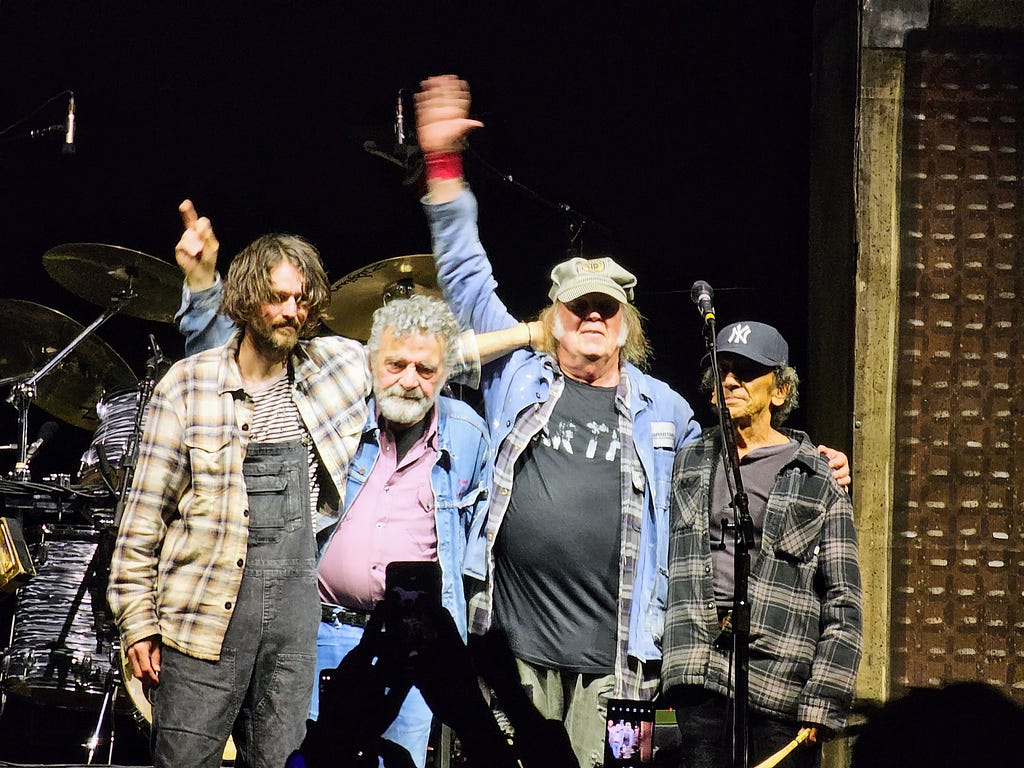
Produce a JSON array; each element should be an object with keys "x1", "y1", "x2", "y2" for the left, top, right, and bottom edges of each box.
[{"x1": 894, "y1": 44, "x2": 1022, "y2": 699}]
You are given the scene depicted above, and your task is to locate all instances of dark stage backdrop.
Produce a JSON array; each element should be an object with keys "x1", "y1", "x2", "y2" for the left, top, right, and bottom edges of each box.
[{"x1": 0, "y1": 2, "x2": 817, "y2": 480}]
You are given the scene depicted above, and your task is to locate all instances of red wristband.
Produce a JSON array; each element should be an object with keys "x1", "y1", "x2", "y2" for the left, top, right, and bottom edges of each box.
[{"x1": 425, "y1": 151, "x2": 464, "y2": 181}]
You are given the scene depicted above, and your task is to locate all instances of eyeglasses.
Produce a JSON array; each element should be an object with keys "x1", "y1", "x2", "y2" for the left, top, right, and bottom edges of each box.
[{"x1": 563, "y1": 296, "x2": 622, "y2": 319}]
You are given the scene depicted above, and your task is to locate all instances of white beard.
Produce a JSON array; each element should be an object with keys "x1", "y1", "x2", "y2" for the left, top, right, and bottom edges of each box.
[{"x1": 376, "y1": 382, "x2": 435, "y2": 426}]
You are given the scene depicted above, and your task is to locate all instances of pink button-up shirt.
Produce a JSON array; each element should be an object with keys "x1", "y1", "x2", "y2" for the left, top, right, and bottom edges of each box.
[{"x1": 317, "y1": 408, "x2": 439, "y2": 609}]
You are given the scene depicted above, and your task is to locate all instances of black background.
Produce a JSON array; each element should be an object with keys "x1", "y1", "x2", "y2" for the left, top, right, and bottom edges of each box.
[{"x1": 0, "y1": 1, "x2": 815, "y2": 479}]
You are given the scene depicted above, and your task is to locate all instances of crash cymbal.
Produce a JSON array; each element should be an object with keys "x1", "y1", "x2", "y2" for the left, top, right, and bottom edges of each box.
[
  {"x1": 0, "y1": 300, "x2": 136, "y2": 430},
  {"x1": 43, "y1": 243, "x2": 181, "y2": 323},
  {"x1": 323, "y1": 254, "x2": 442, "y2": 341}
]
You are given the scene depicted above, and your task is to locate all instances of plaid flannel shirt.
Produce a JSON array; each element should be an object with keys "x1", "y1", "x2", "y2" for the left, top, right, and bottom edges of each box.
[
  {"x1": 108, "y1": 331, "x2": 369, "y2": 661},
  {"x1": 661, "y1": 428, "x2": 862, "y2": 732}
]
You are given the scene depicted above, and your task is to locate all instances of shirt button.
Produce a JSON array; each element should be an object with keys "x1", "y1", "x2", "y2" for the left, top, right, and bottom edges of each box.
[
  {"x1": 243, "y1": 509, "x2": 249, "y2": 517},
  {"x1": 225, "y1": 601, "x2": 233, "y2": 610},
  {"x1": 237, "y1": 559, "x2": 244, "y2": 567},
  {"x1": 705, "y1": 565, "x2": 711, "y2": 574},
  {"x1": 376, "y1": 522, "x2": 384, "y2": 529},
  {"x1": 706, "y1": 601, "x2": 715, "y2": 609},
  {"x1": 241, "y1": 423, "x2": 249, "y2": 431}
]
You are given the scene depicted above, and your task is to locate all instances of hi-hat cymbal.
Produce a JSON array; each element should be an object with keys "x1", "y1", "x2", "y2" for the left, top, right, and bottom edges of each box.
[
  {"x1": 43, "y1": 243, "x2": 181, "y2": 323},
  {"x1": 0, "y1": 300, "x2": 136, "y2": 430},
  {"x1": 323, "y1": 254, "x2": 441, "y2": 341}
]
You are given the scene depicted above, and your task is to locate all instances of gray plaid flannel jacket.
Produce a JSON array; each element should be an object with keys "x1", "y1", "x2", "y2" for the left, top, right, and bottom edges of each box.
[{"x1": 661, "y1": 428, "x2": 862, "y2": 732}]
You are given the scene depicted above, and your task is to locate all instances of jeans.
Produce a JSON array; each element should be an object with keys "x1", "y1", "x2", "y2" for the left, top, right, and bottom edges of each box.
[
  {"x1": 312, "y1": 618, "x2": 433, "y2": 768},
  {"x1": 668, "y1": 686, "x2": 820, "y2": 768},
  {"x1": 150, "y1": 441, "x2": 319, "y2": 768}
]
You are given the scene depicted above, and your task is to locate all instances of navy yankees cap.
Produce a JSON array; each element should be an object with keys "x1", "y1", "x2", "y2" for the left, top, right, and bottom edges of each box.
[{"x1": 715, "y1": 321, "x2": 789, "y2": 367}]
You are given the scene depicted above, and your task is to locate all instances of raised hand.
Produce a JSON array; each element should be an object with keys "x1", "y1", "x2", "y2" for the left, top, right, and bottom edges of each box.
[
  {"x1": 414, "y1": 75, "x2": 483, "y2": 155},
  {"x1": 175, "y1": 199, "x2": 219, "y2": 291}
]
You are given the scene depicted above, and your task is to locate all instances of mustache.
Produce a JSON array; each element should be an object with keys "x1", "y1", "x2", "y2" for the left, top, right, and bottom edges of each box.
[{"x1": 379, "y1": 382, "x2": 425, "y2": 401}]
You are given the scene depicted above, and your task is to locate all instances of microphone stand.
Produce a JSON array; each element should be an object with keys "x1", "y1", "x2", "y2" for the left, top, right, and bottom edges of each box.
[{"x1": 702, "y1": 317, "x2": 753, "y2": 768}]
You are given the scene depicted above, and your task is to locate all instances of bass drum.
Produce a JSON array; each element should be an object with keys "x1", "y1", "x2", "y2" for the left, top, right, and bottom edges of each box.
[{"x1": 119, "y1": 649, "x2": 237, "y2": 764}]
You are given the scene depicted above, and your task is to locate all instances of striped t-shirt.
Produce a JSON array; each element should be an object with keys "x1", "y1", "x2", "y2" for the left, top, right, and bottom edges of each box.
[{"x1": 246, "y1": 369, "x2": 320, "y2": 518}]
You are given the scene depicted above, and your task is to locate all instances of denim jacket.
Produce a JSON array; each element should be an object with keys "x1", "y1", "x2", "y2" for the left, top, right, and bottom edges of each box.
[
  {"x1": 319, "y1": 396, "x2": 491, "y2": 639},
  {"x1": 424, "y1": 189, "x2": 701, "y2": 694}
]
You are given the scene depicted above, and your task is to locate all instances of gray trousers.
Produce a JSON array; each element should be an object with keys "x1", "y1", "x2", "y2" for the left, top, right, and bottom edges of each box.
[{"x1": 150, "y1": 440, "x2": 319, "y2": 768}]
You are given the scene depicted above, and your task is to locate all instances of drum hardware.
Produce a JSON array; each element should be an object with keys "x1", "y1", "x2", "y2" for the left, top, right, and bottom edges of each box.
[
  {"x1": 323, "y1": 254, "x2": 441, "y2": 342},
  {"x1": 0, "y1": 299, "x2": 137, "y2": 487}
]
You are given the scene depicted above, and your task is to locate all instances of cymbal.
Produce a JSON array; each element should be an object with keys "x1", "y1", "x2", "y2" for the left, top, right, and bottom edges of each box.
[
  {"x1": 0, "y1": 300, "x2": 136, "y2": 430},
  {"x1": 43, "y1": 243, "x2": 181, "y2": 323},
  {"x1": 323, "y1": 254, "x2": 442, "y2": 341}
]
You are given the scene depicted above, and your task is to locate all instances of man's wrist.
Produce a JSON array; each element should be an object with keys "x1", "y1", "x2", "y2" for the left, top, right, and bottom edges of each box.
[{"x1": 425, "y1": 151, "x2": 464, "y2": 182}]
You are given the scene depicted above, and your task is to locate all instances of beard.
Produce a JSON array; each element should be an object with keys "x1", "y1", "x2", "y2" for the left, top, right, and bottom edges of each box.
[
  {"x1": 249, "y1": 317, "x2": 302, "y2": 356},
  {"x1": 375, "y1": 381, "x2": 436, "y2": 426}
]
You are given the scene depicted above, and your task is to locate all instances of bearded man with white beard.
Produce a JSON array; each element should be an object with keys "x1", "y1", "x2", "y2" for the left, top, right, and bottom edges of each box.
[{"x1": 310, "y1": 293, "x2": 493, "y2": 766}]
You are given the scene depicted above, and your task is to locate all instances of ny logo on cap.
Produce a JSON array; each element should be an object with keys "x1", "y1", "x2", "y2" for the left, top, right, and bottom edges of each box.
[{"x1": 728, "y1": 324, "x2": 752, "y2": 344}]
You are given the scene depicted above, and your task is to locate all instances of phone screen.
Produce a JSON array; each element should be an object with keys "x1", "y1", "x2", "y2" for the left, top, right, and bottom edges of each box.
[
  {"x1": 383, "y1": 561, "x2": 442, "y2": 661},
  {"x1": 604, "y1": 698, "x2": 655, "y2": 768}
]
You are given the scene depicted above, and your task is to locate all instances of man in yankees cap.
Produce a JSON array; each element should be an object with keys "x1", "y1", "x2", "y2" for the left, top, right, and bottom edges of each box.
[{"x1": 661, "y1": 320, "x2": 863, "y2": 768}]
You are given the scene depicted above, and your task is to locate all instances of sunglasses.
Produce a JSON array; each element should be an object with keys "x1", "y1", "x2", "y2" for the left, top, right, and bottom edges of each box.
[
  {"x1": 714, "y1": 355, "x2": 774, "y2": 383},
  {"x1": 564, "y1": 296, "x2": 622, "y2": 319}
]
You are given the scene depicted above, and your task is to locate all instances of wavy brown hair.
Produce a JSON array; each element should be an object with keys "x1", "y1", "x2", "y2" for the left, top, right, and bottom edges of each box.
[{"x1": 221, "y1": 234, "x2": 332, "y2": 337}]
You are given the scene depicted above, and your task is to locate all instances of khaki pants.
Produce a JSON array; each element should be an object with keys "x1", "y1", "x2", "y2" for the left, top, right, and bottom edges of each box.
[{"x1": 515, "y1": 658, "x2": 616, "y2": 768}]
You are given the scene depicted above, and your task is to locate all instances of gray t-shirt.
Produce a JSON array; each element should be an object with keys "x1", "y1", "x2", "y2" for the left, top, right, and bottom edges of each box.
[
  {"x1": 710, "y1": 439, "x2": 800, "y2": 608},
  {"x1": 493, "y1": 377, "x2": 622, "y2": 674}
]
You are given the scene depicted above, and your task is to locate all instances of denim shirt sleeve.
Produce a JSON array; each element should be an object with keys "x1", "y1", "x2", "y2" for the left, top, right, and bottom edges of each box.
[
  {"x1": 175, "y1": 274, "x2": 237, "y2": 356},
  {"x1": 423, "y1": 188, "x2": 519, "y2": 336}
]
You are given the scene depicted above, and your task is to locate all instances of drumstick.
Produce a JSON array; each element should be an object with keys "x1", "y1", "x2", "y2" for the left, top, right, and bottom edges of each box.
[{"x1": 752, "y1": 727, "x2": 813, "y2": 768}]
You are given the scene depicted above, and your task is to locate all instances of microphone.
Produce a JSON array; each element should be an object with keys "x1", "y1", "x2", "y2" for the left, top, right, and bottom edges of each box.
[
  {"x1": 63, "y1": 95, "x2": 76, "y2": 155},
  {"x1": 690, "y1": 280, "x2": 715, "y2": 323},
  {"x1": 25, "y1": 421, "x2": 59, "y2": 465},
  {"x1": 395, "y1": 88, "x2": 405, "y2": 146}
]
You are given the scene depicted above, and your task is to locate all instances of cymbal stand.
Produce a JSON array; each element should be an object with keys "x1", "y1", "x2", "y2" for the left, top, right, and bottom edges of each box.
[
  {"x1": 111, "y1": 334, "x2": 161, "y2": 531},
  {"x1": 84, "y1": 667, "x2": 119, "y2": 765},
  {"x1": 5, "y1": 291, "x2": 134, "y2": 479}
]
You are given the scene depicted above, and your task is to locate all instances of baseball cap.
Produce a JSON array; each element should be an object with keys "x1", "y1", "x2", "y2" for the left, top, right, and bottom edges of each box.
[
  {"x1": 715, "y1": 321, "x2": 789, "y2": 367},
  {"x1": 548, "y1": 256, "x2": 637, "y2": 304}
]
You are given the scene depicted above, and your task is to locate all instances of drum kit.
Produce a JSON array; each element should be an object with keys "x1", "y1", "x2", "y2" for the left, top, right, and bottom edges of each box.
[{"x1": 0, "y1": 242, "x2": 441, "y2": 763}]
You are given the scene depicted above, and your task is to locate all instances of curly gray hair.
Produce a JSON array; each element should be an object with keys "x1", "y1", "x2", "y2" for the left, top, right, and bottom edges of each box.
[{"x1": 366, "y1": 295, "x2": 461, "y2": 374}]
